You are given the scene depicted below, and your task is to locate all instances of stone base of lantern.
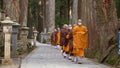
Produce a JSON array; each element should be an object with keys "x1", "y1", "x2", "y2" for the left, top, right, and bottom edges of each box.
[{"x1": 2, "y1": 59, "x2": 13, "y2": 65}]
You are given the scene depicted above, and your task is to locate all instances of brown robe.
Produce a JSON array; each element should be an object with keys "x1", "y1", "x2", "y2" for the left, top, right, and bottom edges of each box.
[
  {"x1": 60, "y1": 28, "x2": 69, "y2": 51},
  {"x1": 56, "y1": 31, "x2": 60, "y2": 45},
  {"x1": 68, "y1": 29, "x2": 73, "y2": 53}
]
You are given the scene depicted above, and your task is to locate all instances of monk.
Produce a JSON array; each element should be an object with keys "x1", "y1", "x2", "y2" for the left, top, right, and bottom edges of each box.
[
  {"x1": 72, "y1": 19, "x2": 88, "y2": 63},
  {"x1": 56, "y1": 28, "x2": 61, "y2": 49},
  {"x1": 66, "y1": 24, "x2": 73, "y2": 60},
  {"x1": 56, "y1": 28, "x2": 60, "y2": 45},
  {"x1": 50, "y1": 31, "x2": 54, "y2": 45},
  {"x1": 60, "y1": 24, "x2": 69, "y2": 57},
  {"x1": 50, "y1": 29, "x2": 58, "y2": 46}
]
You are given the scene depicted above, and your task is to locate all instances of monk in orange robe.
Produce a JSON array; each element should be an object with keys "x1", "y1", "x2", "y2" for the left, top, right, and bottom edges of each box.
[
  {"x1": 50, "y1": 29, "x2": 58, "y2": 46},
  {"x1": 56, "y1": 28, "x2": 60, "y2": 45},
  {"x1": 72, "y1": 19, "x2": 88, "y2": 63}
]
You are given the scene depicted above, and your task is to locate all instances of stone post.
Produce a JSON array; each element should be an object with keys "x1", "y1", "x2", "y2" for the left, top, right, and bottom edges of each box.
[
  {"x1": 1, "y1": 17, "x2": 13, "y2": 64},
  {"x1": 33, "y1": 30, "x2": 38, "y2": 46},
  {"x1": 21, "y1": 27, "x2": 29, "y2": 39},
  {"x1": 20, "y1": 26, "x2": 29, "y2": 51},
  {"x1": 12, "y1": 22, "x2": 20, "y2": 58}
]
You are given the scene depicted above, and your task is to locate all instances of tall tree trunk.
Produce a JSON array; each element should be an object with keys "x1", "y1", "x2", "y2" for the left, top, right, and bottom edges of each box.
[
  {"x1": 47, "y1": 0, "x2": 55, "y2": 32},
  {"x1": 84, "y1": 0, "x2": 119, "y2": 63},
  {"x1": 18, "y1": 0, "x2": 28, "y2": 40},
  {"x1": 68, "y1": 0, "x2": 73, "y2": 24},
  {"x1": 78, "y1": 0, "x2": 82, "y2": 19},
  {"x1": 3, "y1": 0, "x2": 19, "y2": 21},
  {"x1": 38, "y1": 0, "x2": 43, "y2": 33},
  {"x1": 0, "y1": 0, "x2": 3, "y2": 10},
  {"x1": 96, "y1": 0, "x2": 118, "y2": 62},
  {"x1": 19, "y1": 0, "x2": 28, "y2": 26},
  {"x1": 44, "y1": 0, "x2": 48, "y2": 32},
  {"x1": 72, "y1": 0, "x2": 78, "y2": 25}
]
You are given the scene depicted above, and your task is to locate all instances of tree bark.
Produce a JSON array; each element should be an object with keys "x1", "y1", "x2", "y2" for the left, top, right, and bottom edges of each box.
[
  {"x1": 47, "y1": 0, "x2": 55, "y2": 32},
  {"x1": 83, "y1": 0, "x2": 119, "y2": 63},
  {"x1": 19, "y1": 0, "x2": 28, "y2": 26},
  {"x1": 78, "y1": 0, "x2": 82, "y2": 19},
  {"x1": 3, "y1": 0, "x2": 19, "y2": 21},
  {"x1": 72, "y1": 0, "x2": 78, "y2": 25}
]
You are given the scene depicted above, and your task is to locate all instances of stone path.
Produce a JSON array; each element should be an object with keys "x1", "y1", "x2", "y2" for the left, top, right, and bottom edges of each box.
[{"x1": 20, "y1": 42, "x2": 113, "y2": 68}]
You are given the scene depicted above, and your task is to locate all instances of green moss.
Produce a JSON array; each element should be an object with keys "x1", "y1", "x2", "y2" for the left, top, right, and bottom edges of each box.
[
  {"x1": 95, "y1": 50, "x2": 102, "y2": 61},
  {"x1": 106, "y1": 55, "x2": 119, "y2": 65}
]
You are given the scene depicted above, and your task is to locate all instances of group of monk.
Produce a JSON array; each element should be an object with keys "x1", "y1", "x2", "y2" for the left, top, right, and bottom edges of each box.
[{"x1": 50, "y1": 19, "x2": 88, "y2": 64}]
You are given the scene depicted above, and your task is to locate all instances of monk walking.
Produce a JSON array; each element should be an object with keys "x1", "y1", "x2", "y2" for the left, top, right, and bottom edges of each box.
[
  {"x1": 72, "y1": 19, "x2": 88, "y2": 63},
  {"x1": 56, "y1": 28, "x2": 61, "y2": 49},
  {"x1": 60, "y1": 24, "x2": 69, "y2": 57},
  {"x1": 56, "y1": 28, "x2": 60, "y2": 45},
  {"x1": 50, "y1": 29, "x2": 58, "y2": 47},
  {"x1": 66, "y1": 24, "x2": 74, "y2": 60}
]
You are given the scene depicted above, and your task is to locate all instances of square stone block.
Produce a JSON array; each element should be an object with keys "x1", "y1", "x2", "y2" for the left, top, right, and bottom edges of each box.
[{"x1": 2, "y1": 59, "x2": 13, "y2": 65}]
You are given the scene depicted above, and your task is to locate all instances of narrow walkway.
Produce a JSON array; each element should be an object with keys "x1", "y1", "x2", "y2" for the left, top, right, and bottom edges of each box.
[{"x1": 20, "y1": 42, "x2": 112, "y2": 68}]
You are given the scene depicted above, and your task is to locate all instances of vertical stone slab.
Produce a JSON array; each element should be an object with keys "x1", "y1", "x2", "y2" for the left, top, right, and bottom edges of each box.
[{"x1": 12, "y1": 22, "x2": 20, "y2": 58}]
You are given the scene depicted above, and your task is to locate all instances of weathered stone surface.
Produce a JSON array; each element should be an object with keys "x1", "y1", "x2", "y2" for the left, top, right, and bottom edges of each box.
[
  {"x1": 1, "y1": 17, "x2": 14, "y2": 64},
  {"x1": 12, "y1": 22, "x2": 20, "y2": 57},
  {"x1": 16, "y1": 39, "x2": 35, "y2": 55}
]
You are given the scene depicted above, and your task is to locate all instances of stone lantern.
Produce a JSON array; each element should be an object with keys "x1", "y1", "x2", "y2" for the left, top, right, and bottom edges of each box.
[
  {"x1": 1, "y1": 17, "x2": 13, "y2": 64},
  {"x1": 21, "y1": 27, "x2": 29, "y2": 39},
  {"x1": 33, "y1": 30, "x2": 38, "y2": 46},
  {"x1": 12, "y1": 22, "x2": 20, "y2": 58},
  {"x1": 20, "y1": 26, "x2": 29, "y2": 51}
]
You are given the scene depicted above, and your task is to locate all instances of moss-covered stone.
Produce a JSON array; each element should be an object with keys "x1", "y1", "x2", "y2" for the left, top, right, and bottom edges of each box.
[{"x1": 16, "y1": 39, "x2": 35, "y2": 55}]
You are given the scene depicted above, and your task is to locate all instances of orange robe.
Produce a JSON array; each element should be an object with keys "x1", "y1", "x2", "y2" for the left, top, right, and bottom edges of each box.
[
  {"x1": 50, "y1": 31, "x2": 58, "y2": 46},
  {"x1": 64, "y1": 29, "x2": 73, "y2": 53},
  {"x1": 72, "y1": 25, "x2": 88, "y2": 57},
  {"x1": 57, "y1": 31, "x2": 60, "y2": 45},
  {"x1": 50, "y1": 32, "x2": 54, "y2": 44},
  {"x1": 64, "y1": 34, "x2": 69, "y2": 53}
]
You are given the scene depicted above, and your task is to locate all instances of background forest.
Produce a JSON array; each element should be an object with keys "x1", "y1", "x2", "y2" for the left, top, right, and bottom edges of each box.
[{"x1": 0, "y1": 0, "x2": 120, "y2": 67}]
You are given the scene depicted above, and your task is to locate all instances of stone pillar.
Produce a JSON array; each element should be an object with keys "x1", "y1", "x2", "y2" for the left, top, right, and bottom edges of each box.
[
  {"x1": 20, "y1": 27, "x2": 29, "y2": 51},
  {"x1": 21, "y1": 27, "x2": 29, "y2": 39},
  {"x1": 1, "y1": 17, "x2": 13, "y2": 64},
  {"x1": 33, "y1": 30, "x2": 38, "y2": 46},
  {"x1": 12, "y1": 22, "x2": 20, "y2": 58}
]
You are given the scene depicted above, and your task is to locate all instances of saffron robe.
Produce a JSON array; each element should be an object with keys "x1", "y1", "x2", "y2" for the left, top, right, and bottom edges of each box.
[{"x1": 72, "y1": 25, "x2": 88, "y2": 57}]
